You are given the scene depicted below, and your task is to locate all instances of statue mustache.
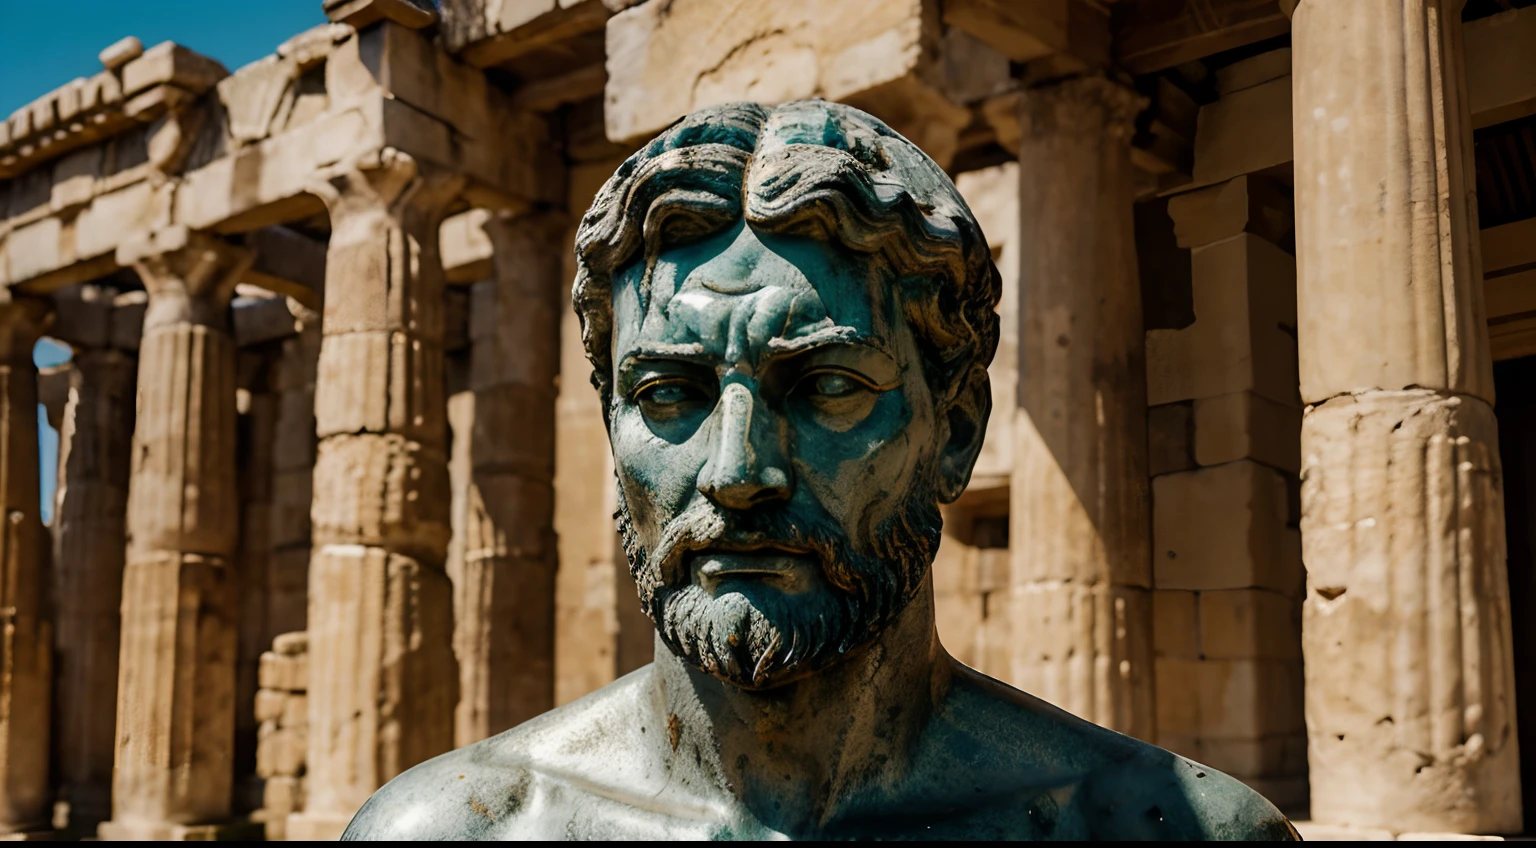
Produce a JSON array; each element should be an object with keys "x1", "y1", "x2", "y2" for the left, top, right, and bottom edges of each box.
[{"x1": 650, "y1": 499, "x2": 845, "y2": 589}]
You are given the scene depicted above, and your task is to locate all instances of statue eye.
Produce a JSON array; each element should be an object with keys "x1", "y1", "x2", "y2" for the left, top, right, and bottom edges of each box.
[
  {"x1": 640, "y1": 382, "x2": 692, "y2": 405},
  {"x1": 635, "y1": 378, "x2": 712, "y2": 423},
  {"x1": 794, "y1": 370, "x2": 879, "y2": 428},
  {"x1": 809, "y1": 372, "x2": 860, "y2": 398}
]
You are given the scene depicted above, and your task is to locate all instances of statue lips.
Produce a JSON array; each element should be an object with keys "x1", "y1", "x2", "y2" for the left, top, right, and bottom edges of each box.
[{"x1": 688, "y1": 542, "x2": 819, "y2": 594}]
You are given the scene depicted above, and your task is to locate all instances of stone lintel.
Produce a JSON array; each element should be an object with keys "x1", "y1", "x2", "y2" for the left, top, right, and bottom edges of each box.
[
  {"x1": 452, "y1": 0, "x2": 612, "y2": 69},
  {"x1": 1164, "y1": 12, "x2": 1533, "y2": 202},
  {"x1": 333, "y1": 24, "x2": 565, "y2": 206},
  {"x1": 943, "y1": 0, "x2": 1108, "y2": 70},
  {"x1": 602, "y1": 0, "x2": 970, "y2": 164},
  {"x1": 244, "y1": 226, "x2": 326, "y2": 309},
  {"x1": 1114, "y1": 0, "x2": 1290, "y2": 75},
  {"x1": 1466, "y1": 3, "x2": 1536, "y2": 129},
  {"x1": 440, "y1": 208, "x2": 494, "y2": 284},
  {"x1": 232, "y1": 296, "x2": 305, "y2": 348}
]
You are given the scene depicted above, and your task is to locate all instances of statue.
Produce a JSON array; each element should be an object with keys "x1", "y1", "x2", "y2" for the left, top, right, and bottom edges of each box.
[{"x1": 342, "y1": 100, "x2": 1300, "y2": 841}]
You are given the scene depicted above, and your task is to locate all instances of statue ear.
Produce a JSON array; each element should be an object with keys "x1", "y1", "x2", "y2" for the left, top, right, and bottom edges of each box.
[{"x1": 936, "y1": 363, "x2": 991, "y2": 504}]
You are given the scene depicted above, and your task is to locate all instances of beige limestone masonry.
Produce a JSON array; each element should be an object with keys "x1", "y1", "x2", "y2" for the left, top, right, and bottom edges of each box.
[
  {"x1": 235, "y1": 353, "x2": 279, "y2": 812},
  {"x1": 267, "y1": 302, "x2": 320, "y2": 643},
  {"x1": 603, "y1": 0, "x2": 971, "y2": 164},
  {"x1": 290, "y1": 149, "x2": 463, "y2": 841},
  {"x1": 0, "y1": 298, "x2": 54, "y2": 837},
  {"x1": 1301, "y1": 391, "x2": 1519, "y2": 832},
  {"x1": 1008, "y1": 75, "x2": 1154, "y2": 740},
  {"x1": 449, "y1": 210, "x2": 564, "y2": 746},
  {"x1": 1291, "y1": 0, "x2": 1522, "y2": 834},
  {"x1": 553, "y1": 157, "x2": 650, "y2": 705},
  {"x1": 51, "y1": 346, "x2": 136, "y2": 837},
  {"x1": 102, "y1": 227, "x2": 251, "y2": 840},
  {"x1": 1146, "y1": 81, "x2": 1307, "y2": 810},
  {"x1": 254, "y1": 632, "x2": 309, "y2": 841}
]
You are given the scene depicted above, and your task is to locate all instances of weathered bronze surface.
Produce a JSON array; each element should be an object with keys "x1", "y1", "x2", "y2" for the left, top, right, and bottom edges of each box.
[{"x1": 343, "y1": 100, "x2": 1298, "y2": 841}]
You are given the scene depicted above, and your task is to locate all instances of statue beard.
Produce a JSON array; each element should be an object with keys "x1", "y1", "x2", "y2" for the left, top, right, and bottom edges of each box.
[{"x1": 615, "y1": 478, "x2": 943, "y2": 690}]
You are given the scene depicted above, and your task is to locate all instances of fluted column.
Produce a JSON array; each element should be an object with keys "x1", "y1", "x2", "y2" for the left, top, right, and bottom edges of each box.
[
  {"x1": 268, "y1": 301, "x2": 320, "y2": 641},
  {"x1": 1008, "y1": 76, "x2": 1155, "y2": 740},
  {"x1": 0, "y1": 298, "x2": 54, "y2": 836},
  {"x1": 234, "y1": 351, "x2": 277, "y2": 813},
  {"x1": 287, "y1": 149, "x2": 463, "y2": 841},
  {"x1": 101, "y1": 227, "x2": 252, "y2": 840},
  {"x1": 450, "y1": 211, "x2": 563, "y2": 747},
  {"x1": 53, "y1": 346, "x2": 136, "y2": 836},
  {"x1": 1288, "y1": 0, "x2": 1522, "y2": 834}
]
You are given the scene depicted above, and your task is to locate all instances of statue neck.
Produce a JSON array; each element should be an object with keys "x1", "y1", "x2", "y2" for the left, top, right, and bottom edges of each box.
[{"x1": 649, "y1": 577, "x2": 949, "y2": 833}]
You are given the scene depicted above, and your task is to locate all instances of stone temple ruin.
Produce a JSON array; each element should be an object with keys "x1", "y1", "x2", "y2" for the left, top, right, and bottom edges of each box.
[{"x1": 1, "y1": 0, "x2": 1535, "y2": 841}]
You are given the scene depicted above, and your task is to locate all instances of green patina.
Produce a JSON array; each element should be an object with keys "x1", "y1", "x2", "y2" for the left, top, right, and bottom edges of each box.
[{"x1": 342, "y1": 100, "x2": 1298, "y2": 842}]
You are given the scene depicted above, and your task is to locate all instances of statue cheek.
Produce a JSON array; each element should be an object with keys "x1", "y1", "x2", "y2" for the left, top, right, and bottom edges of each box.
[
  {"x1": 611, "y1": 412, "x2": 706, "y2": 529},
  {"x1": 794, "y1": 392, "x2": 926, "y2": 512}
]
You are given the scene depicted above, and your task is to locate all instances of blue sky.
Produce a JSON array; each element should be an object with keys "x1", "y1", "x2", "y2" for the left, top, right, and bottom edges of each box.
[
  {"x1": 5, "y1": 2, "x2": 328, "y2": 517},
  {"x1": 0, "y1": 0, "x2": 327, "y2": 117}
]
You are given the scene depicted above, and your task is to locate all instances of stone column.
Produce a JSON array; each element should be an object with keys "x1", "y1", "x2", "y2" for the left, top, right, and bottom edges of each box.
[
  {"x1": 234, "y1": 351, "x2": 277, "y2": 813},
  {"x1": 449, "y1": 211, "x2": 563, "y2": 747},
  {"x1": 288, "y1": 150, "x2": 463, "y2": 840},
  {"x1": 268, "y1": 302, "x2": 320, "y2": 641},
  {"x1": 1289, "y1": 0, "x2": 1523, "y2": 834},
  {"x1": 0, "y1": 298, "x2": 53, "y2": 836},
  {"x1": 100, "y1": 227, "x2": 252, "y2": 841},
  {"x1": 1008, "y1": 76, "x2": 1155, "y2": 740},
  {"x1": 52, "y1": 346, "x2": 136, "y2": 837}
]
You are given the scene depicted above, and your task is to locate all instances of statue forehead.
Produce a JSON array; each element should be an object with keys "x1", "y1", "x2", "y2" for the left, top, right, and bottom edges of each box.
[{"x1": 613, "y1": 223, "x2": 888, "y2": 353}]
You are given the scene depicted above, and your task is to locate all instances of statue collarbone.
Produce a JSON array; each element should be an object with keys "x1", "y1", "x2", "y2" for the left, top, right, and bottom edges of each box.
[
  {"x1": 343, "y1": 659, "x2": 1295, "y2": 841},
  {"x1": 343, "y1": 100, "x2": 1294, "y2": 842}
]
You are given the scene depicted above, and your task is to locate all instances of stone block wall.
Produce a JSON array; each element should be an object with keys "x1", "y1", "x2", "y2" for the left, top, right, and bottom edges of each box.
[
  {"x1": 933, "y1": 501, "x2": 1011, "y2": 679},
  {"x1": 1142, "y1": 69, "x2": 1308, "y2": 804},
  {"x1": 253, "y1": 632, "x2": 308, "y2": 841}
]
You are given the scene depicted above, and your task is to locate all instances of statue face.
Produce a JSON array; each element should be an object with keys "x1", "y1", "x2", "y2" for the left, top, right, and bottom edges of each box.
[{"x1": 609, "y1": 218, "x2": 945, "y2": 689}]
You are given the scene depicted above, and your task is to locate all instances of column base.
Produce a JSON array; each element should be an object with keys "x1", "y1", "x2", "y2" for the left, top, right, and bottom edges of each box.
[
  {"x1": 285, "y1": 812, "x2": 353, "y2": 841},
  {"x1": 97, "y1": 819, "x2": 263, "y2": 841}
]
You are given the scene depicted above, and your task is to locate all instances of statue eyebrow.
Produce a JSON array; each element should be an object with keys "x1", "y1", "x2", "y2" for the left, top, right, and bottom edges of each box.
[
  {"x1": 762, "y1": 326, "x2": 892, "y2": 360},
  {"x1": 615, "y1": 343, "x2": 712, "y2": 376}
]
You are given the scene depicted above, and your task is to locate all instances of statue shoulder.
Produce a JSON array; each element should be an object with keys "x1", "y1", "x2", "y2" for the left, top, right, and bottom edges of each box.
[
  {"x1": 342, "y1": 666, "x2": 660, "y2": 841},
  {"x1": 341, "y1": 742, "x2": 536, "y2": 841},
  {"x1": 1077, "y1": 745, "x2": 1299, "y2": 841}
]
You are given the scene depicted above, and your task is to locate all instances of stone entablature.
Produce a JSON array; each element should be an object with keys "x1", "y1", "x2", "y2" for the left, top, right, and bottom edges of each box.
[
  {"x1": 0, "y1": 39, "x2": 226, "y2": 180},
  {"x1": 0, "y1": 18, "x2": 563, "y2": 299}
]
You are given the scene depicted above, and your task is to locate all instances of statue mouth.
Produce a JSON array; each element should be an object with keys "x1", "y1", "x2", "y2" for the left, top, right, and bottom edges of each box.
[{"x1": 688, "y1": 544, "x2": 819, "y2": 593}]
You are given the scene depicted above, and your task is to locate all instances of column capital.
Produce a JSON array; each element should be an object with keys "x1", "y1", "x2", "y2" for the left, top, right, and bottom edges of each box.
[
  {"x1": 309, "y1": 147, "x2": 466, "y2": 226},
  {"x1": 117, "y1": 226, "x2": 254, "y2": 331},
  {"x1": 1019, "y1": 75, "x2": 1147, "y2": 143},
  {"x1": 0, "y1": 296, "x2": 53, "y2": 363}
]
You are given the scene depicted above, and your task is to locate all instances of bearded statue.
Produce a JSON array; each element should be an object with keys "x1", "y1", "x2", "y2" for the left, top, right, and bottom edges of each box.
[{"x1": 342, "y1": 100, "x2": 1298, "y2": 841}]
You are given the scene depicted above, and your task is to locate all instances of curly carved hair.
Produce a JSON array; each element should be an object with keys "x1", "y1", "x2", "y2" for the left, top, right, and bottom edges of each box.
[{"x1": 572, "y1": 100, "x2": 1001, "y2": 418}]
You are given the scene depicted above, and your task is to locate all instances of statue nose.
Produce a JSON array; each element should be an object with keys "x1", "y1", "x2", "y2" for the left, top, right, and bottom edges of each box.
[{"x1": 697, "y1": 383, "x2": 792, "y2": 510}]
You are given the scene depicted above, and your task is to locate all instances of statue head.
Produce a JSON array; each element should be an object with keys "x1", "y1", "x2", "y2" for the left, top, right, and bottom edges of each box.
[{"x1": 573, "y1": 100, "x2": 1001, "y2": 690}]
